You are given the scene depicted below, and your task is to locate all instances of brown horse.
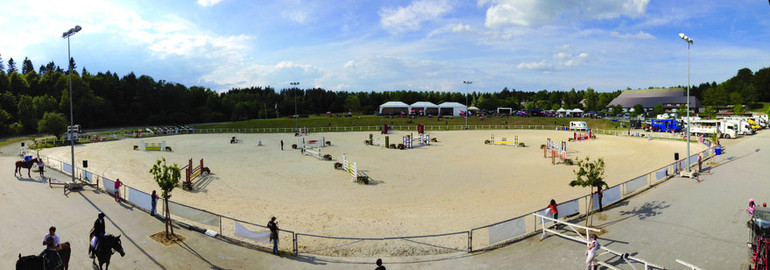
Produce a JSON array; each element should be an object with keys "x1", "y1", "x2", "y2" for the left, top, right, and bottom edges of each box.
[
  {"x1": 16, "y1": 242, "x2": 71, "y2": 270},
  {"x1": 15, "y1": 158, "x2": 40, "y2": 178}
]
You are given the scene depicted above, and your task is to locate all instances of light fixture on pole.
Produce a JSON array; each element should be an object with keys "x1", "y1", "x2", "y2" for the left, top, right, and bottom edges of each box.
[
  {"x1": 290, "y1": 82, "x2": 300, "y2": 132},
  {"x1": 679, "y1": 33, "x2": 694, "y2": 177},
  {"x1": 62, "y1": 25, "x2": 82, "y2": 183},
  {"x1": 463, "y1": 81, "x2": 472, "y2": 129}
]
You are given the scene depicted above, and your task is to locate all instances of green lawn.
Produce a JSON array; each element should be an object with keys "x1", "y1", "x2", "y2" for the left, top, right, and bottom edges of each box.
[
  {"x1": 752, "y1": 102, "x2": 770, "y2": 112},
  {"x1": 196, "y1": 115, "x2": 623, "y2": 131}
]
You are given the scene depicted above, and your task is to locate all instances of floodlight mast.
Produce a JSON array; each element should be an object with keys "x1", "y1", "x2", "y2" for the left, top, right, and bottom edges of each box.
[
  {"x1": 62, "y1": 25, "x2": 82, "y2": 183},
  {"x1": 679, "y1": 33, "x2": 693, "y2": 175}
]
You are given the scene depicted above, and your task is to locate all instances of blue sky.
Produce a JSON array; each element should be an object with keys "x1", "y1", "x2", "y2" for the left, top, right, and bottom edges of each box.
[{"x1": 1, "y1": 0, "x2": 769, "y2": 93}]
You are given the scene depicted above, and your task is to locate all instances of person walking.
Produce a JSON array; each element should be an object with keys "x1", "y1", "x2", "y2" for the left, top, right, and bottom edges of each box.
[
  {"x1": 150, "y1": 190, "x2": 158, "y2": 216},
  {"x1": 267, "y1": 217, "x2": 279, "y2": 255},
  {"x1": 114, "y1": 178, "x2": 122, "y2": 202},
  {"x1": 375, "y1": 258, "x2": 386, "y2": 270},
  {"x1": 585, "y1": 234, "x2": 600, "y2": 270},
  {"x1": 38, "y1": 158, "x2": 45, "y2": 177},
  {"x1": 280, "y1": 140, "x2": 284, "y2": 151}
]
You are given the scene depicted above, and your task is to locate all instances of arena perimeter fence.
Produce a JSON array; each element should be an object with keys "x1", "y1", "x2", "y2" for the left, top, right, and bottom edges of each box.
[{"x1": 38, "y1": 127, "x2": 716, "y2": 257}]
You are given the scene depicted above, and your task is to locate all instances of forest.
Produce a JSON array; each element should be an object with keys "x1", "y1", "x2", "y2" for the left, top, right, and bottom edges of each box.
[{"x1": 0, "y1": 54, "x2": 768, "y2": 137}]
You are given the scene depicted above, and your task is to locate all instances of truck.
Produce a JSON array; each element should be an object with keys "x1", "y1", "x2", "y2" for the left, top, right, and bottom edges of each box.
[
  {"x1": 730, "y1": 119, "x2": 755, "y2": 135},
  {"x1": 688, "y1": 120, "x2": 738, "y2": 139},
  {"x1": 722, "y1": 116, "x2": 762, "y2": 131},
  {"x1": 648, "y1": 119, "x2": 681, "y2": 132}
]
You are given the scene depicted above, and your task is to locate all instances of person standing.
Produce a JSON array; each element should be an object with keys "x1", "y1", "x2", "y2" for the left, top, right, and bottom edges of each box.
[
  {"x1": 280, "y1": 140, "x2": 284, "y2": 151},
  {"x1": 114, "y1": 178, "x2": 122, "y2": 202},
  {"x1": 90, "y1": 213, "x2": 106, "y2": 258},
  {"x1": 38, "y1": 158, "x2": 45, "y2": 177},
  {"x1": 267, "y1": 217, "x2": 279, "y2": 255},
  {"x1": 375, "y1": 258, "x2": 386, "y2": 270},
  {"x1": 596, "y1": 185, "x2": 604, "y2": 212},
  {"x1": 42, "y1": 226, "x2": 61, "y2": 250},
  {"x1": 548, "y1": 199, "x2": 559, "y2": 227},
  {"x1": 150, "y1": 190, "x2": 158, "y2": 216},
  {"x1": 585, "y1": 234, "x2": 600, "y2": 270}
]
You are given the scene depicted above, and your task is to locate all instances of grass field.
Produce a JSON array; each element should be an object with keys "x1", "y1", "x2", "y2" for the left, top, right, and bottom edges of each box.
[
  {"x1": 752, "y1": 102, "x2": 770, "y2": 112},
  {"x1": 196, "y1": 115, "x2": 623, "y2": 130}
]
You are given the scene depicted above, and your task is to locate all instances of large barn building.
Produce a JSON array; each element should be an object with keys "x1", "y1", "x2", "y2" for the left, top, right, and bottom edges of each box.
[{"x1": 607, "y1": 88, "x2": 701, "y2": 113}]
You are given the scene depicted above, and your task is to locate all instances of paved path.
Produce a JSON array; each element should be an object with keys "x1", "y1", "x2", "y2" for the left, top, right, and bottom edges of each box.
[{"x1": 1, "y1": 130, "x2": 766, "y2": 269}]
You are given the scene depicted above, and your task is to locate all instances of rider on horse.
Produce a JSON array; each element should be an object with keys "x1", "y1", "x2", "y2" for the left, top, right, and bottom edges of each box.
[
  {"x1": 90, "y1": 212, "x2": 106, "y2": 258},
  {"x1": 41, "y1": 226, "x2": 62, "y2": 269}
]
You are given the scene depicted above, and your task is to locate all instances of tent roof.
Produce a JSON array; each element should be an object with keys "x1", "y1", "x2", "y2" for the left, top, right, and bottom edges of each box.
[
  {"x1": 438, "y1": 102, "x2": 467, "y2": 108},
  {"x1": 410, "y1": 101, "x2": 438, "y2": 108},
  {"x1": 556, "y1": 108, "x2": 567, "y2": 112},
  {"x1": 571, "y1": 108, "x2": 584, "y2": 113},
  {"x1": 380, "y1": 101, "x2": 409, "y2": 107},
  {"x1": 468, "y1": 106, "x2": 479, "y2": 110}
]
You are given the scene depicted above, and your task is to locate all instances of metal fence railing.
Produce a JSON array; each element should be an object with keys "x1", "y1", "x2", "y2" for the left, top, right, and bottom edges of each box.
[{"x1": 36, "y1": 130, "x2": 718, "y2": 258}]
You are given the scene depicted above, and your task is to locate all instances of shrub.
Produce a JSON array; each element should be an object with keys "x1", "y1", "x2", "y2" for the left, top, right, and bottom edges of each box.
[
  {"x1": 356, "y1": 175, "x2": 369, "y2": 185},
  {"x1": 564, "y1": 159, "x2": 574, "y2": 165},
  {"x1": 518, "y1": 143, "x2": 526, "y2": 147},
  {"x1": 182, "y1": 181, "x2": 193, "y2": 191},
  {"x1": 292, "y1": 144, "x2": 297, "y2": 149},
  {"x1": 398, "y1": 144, "x2": 405, "y2": 150},
  {"x1": 431, "y1": 137, "x2": 438, "y2": 142},
  {"x1": 484, "y1": 140, "x2": 491, "y2": 144},
  {"x1": 389, "y1": 144, "x2": 396, "y2": 149},
  {"x1": 326, "y1": 141, "x2": 331, "y2": 146},
  {"x1": 323, "y1": 154, "x2": 332, "y2": 161},
  {"x1": 334, "y1": 162, "x2": 343, "y2": 170},
  {"x1": 540, "y1": 144, "x2": 546, "y2": 149}
]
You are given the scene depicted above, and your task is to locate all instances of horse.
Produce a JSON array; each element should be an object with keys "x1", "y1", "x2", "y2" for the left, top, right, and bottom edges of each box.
[
  {"x1": 91, "y1": 234, "x2": 125, "y2": 270},
  {"x1": 15, "y1": 158, "x2": 39, "y2": 178},
  {"x1": 16, "y1": 242, "x2": 71, "y2": 270}
]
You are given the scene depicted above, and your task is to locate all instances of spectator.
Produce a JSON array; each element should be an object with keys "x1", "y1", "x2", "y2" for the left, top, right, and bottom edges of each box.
[
  {"x1": 268, "y1": 217, "x2": 279, "y2": 255},
  {"x1": 548, "y1": 199, "x2": 559, "y2": 227},
  {"x1": 585, "y1": 234, "x2": 599, "y2": 270},
  {"x1": 38, "y1": 158, "x2": 45, "y2": 177},
  {"x1": 114, "y1": 179, "x2": 122, "y2": 202},
  {"x1": 151, "y1": 190, "x2": 158, "y2": 216},
  {"x1": 375, "y1": 258, "x2": 386, "y2": 270}
]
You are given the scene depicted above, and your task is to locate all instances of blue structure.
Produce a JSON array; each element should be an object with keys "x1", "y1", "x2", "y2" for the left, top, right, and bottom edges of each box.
[{"x1": 649, "y1": 119, "x2": 682, "y2": 132}]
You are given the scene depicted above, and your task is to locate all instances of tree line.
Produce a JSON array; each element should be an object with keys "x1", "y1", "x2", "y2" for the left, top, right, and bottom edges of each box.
[{"x1": 0, "y1": 54, "x2": 768, "y2": 137}]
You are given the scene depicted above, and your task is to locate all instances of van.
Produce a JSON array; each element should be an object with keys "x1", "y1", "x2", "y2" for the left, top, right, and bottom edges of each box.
[{"x1": 569, "y1": 121, "x2": 588, "y2": 130}]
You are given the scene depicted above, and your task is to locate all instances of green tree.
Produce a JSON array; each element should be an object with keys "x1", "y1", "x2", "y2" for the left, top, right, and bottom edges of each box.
[
  {"x1": 37, "y1": 112, "x2": 67, "y2": 139},
  {"x1": 32, "y1": 95, "x2": 59, "y2": 118},
  {"x1": 584, "y1": 88, "x2": 598, "y2": 111},
  {"x1": 677, "y1": 104, "x2": 688, "y2": 117},
  {"x1": 652, "y1": 104, "x2": 665, "y2": 117},
  {"x1": 0, "y1": 108, "x2": 11, "y2": 134},
  {"x1": 344, "y1": 95, "x2": 361, "y2": 113},
  {"x1": 569, "y1": 157, "x2": 608, "y2": 226},
  {"x1": 21, "y1": 57, "x2": 34, "y2": 75},
  {"x1": 149, "y1": 158, "x2": 181, "y2": 239},
  {"x1": 17, "y1": 95, "x2": 36, "y2": 133},
  {"x1": 733, "y1": 104, "x2": 745, "y2": 116},
  {"x1": 7, "y1": 58, "x2": 16, "y2": 73},
  {"x1": 9, "y1": 122, "x2": 23, "y2": 135},
  {"x1": 611, "y1": 104, "x2": 623, "y2": 116},
  {"x1": 703, "y1": 106, "x2": 716, "y2": 119},
  {"x1": 632, "y1": 104, "x2": 644, "y2": 117}
]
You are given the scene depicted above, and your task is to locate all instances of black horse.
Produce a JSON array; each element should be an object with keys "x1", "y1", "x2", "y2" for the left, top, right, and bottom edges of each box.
[
  {"x1": 15, "y1": 158, "x2": 40, "y2": 178},
  {"x1": 16, "y1": 242, "x2": 71, "y2": 270},
  {"x1": 91, "y1": 234, "x2": 125, "y2": 270}
]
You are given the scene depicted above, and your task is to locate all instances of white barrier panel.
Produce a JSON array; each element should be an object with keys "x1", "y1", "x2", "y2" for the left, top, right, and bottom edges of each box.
[
  {"x1": 689, "y1": 155, "x2": 698, "y2": 166},
  {"x1": 702, "y1": 151, "x2": 710, "y2": 159},
  {"x1": 103, "y1": 178, "x2": 116, "y2": 194},
  {"x1": 592, "y1": 185, "x2": 621, "y2": 211},
  {"x1": 83, "y1": 170, "x2": 93, "y2": 183},
  {"x1": 537, "y1": 198, "x2": 580, "y2": 225},
  {"x1": 167, "y1": 201, "x2": 219, "y2": 227},
  {"x1": 625, "y1": 175, "x2": 647, "y2": 195},
  {"x1": 233, "y1": 221, "x2": 271, "y2": 244},
  {"x1": 489, "y1": 216, "x2": 526, "y2": 245},
  {"x1": 63, "y1": 163, "x2": 73, "y2": 175},
  {"x1": 655, "y1": 168, "x2": 668, "y2": 181},
  {"x1": 128, "y1": 187, "x2": 152, "y2": 212}
]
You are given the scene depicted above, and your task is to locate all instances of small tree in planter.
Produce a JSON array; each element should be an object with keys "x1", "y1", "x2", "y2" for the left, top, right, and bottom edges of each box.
[
  {"x1": 150, "y1": 158, "x2": 181, "y2": 239},
  {"x1": 323, "y1": 154, "x2": 333, "y2": 161},
  {"x1": 568, "y1": 156, "x2": 607, "y2": 227}
]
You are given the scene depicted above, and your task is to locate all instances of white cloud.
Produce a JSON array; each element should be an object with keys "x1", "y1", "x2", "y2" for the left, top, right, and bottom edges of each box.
[
  {"x1": 517, "y1": 60, "x2": 549, "y2": 70},
  {"x1": 610, "y1": 31, "x2": 654, "y2": 39},
  {"x1": 451, "y1": 23, "x2": 472, "y2": 32},
  {"x1": 483, "y1": 0, "x2": 650, "y2": 28},
  {"x1": 282, "y1": 10, "x2": 309, "y2": 24},
  {"x1": 343, "y1": 60, "x2": 357, "y2": 68},
  {"x1": 379, "y1": 0, "x2": 453, "y2": 33},
  {"x1": 197, "y1": 0, "x2": 223, "y2": 7},
  {"x1": 563, "y1": 52, "x2": 588, "y2": 67}
]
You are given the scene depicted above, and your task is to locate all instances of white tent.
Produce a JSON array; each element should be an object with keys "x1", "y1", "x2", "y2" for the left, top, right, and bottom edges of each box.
[
  {"x1": 379, "y1": 101, "x2": 410, "y2": 115},
  {"x1": 410, "y1": 101, "x2": 439, "y2": 115},
  {"x1": 438, "y1": 102, "x2": 467, "y2": 116}
]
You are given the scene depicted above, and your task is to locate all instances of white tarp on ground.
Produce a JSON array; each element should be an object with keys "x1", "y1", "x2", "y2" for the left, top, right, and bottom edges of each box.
[
  {"x1": 167, "y1": 201, "x2": 219, "y2": 227},
  {"x1": 656, "y1": 168, "x2": 668, "y2": 181},
  {"x1": 625, "y1": 175, "x2": 648, "y2": 195},
  {"x1": 489, "y1": 216, "x2": 526, "y2": 245},
  {"x1": 103, "y1": 178, "x2": 116, "y2": 195},
  {"x1": 233, "y1": 221, "x2": 271, "y2": 244},
  {"x1": 592, "y1": 185, "x2": 621, "y2": 211},
  {"x1": 63, "y1": 163, "x2": 72, "y2": 175},
  {"x1": 128, "y1": 187, "x2": 152, "y2": 212}
]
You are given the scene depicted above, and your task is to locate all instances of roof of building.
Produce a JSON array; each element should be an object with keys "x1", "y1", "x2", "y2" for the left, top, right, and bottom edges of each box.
[
  {"x1": 437, "y1": 102, "x2": 467, "y2": 108},
  {"x1": 410, "y1": 101, "x2": 438, "y2": 108},
  {"x1": 379, "y1": 101, "x2": 410, "y2": 108},
  {"x1": 607, "y1": 88, "x2": 701, "y2": 108}
]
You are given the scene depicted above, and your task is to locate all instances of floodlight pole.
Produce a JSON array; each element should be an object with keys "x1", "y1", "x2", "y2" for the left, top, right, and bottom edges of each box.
[
  {"x1": 63, "y1": 25, "x2": 82, "y2": 183},
  {"x1": 290, "y1": 82, "x2": 300, "y2": 133},
  {"x1": 463, "y1": 81, "x2": 472, "y2": 129},
  {"x1": 679, "y1": 33, "x2": 693, "y2": 174}
]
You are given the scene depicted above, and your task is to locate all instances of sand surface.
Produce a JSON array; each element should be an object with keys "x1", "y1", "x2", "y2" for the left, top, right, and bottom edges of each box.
[{"x1": 40, "y1": 129, "x2": 705, "y2": 255}]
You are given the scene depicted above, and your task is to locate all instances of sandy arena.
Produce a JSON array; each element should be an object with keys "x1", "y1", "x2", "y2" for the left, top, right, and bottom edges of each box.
[{"x1": 40, "y1": 129, "x2": 705, "y2": 255}]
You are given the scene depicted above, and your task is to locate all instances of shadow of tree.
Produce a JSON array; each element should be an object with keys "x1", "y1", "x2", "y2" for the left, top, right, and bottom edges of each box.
[{"x1": 618, "y1": 200, "x2": 670, "y2": 220}]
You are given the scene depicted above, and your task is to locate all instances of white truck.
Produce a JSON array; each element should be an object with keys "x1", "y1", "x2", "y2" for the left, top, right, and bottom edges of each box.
[
  {"x1": 688, "y1": 120, "x2": 737, "y2": 139},
  {"x1": 729, "y1": 119, "x2": 754, "y2": 135}
]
